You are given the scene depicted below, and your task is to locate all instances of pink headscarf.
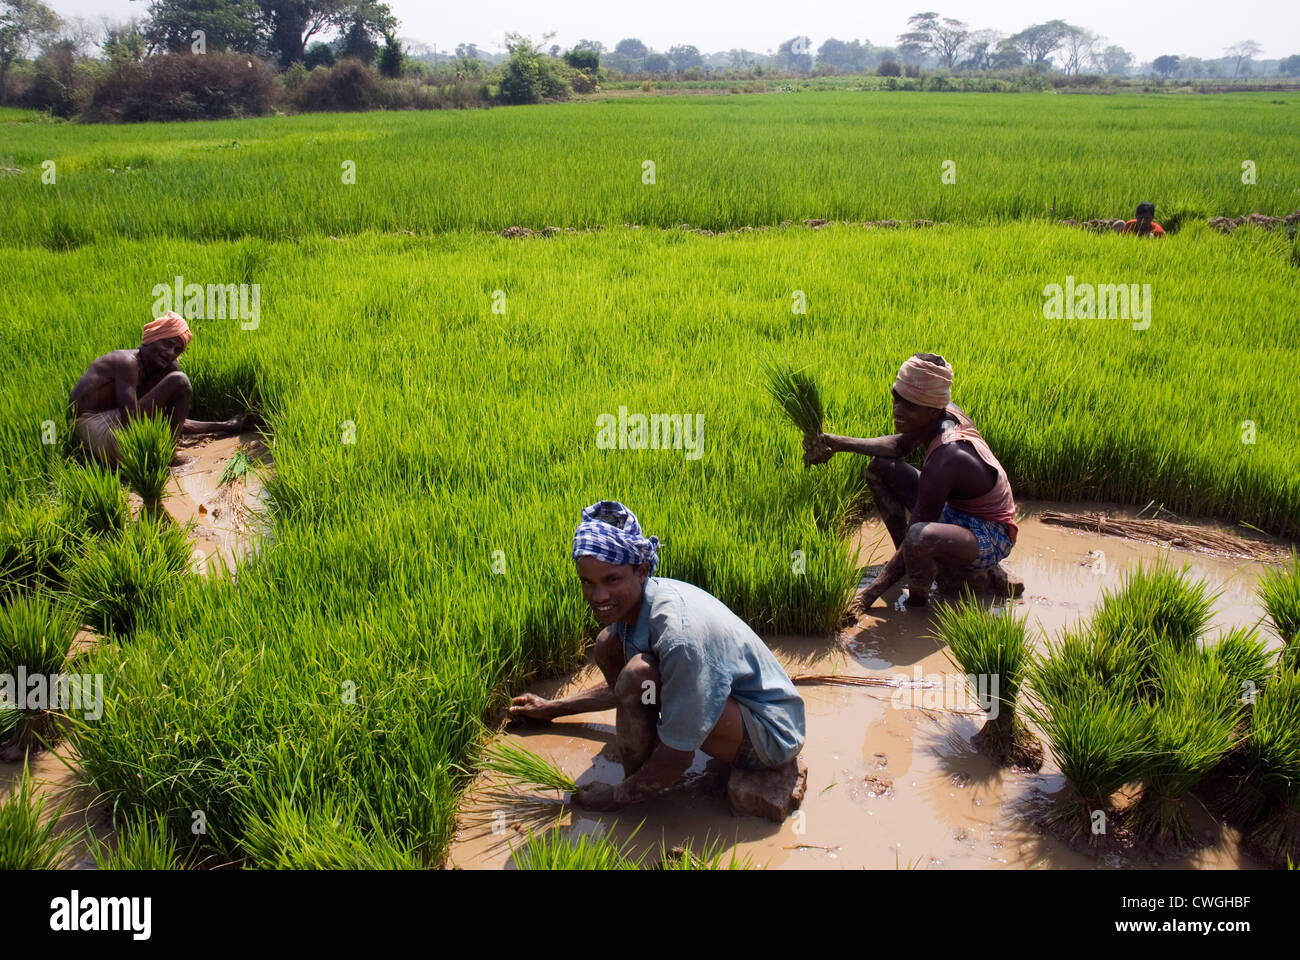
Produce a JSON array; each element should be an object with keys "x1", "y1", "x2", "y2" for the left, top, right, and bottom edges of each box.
[
  {"x1": 893, "y1": 355, "x2": 952, "y2": 409},
  {"x1": 142, "y1": 311, "x2": 193, "y2": 348}
]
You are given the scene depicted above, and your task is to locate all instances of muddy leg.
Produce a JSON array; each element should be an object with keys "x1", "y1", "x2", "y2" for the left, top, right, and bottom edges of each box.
[
  {"x1": 866, "y1": 456, "x2": 920, "y2": 549},
  {"x1": 902, "y1": 521, "x2": 980, "y2": 607},
  {"x1": 613, "y1": 653, "x2": 660, "y2": 775}
]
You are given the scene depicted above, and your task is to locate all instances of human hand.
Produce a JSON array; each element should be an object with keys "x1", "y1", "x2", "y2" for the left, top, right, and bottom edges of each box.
[
  {"x1": 507, "y1": 693, "x2": 556, "y2": 723},
  {"x1": 802, "y1": 433, "x2": 834, "y2": 466},
  {"x1": 574, "y1": 781, "x2": 622, "y2": 811}
]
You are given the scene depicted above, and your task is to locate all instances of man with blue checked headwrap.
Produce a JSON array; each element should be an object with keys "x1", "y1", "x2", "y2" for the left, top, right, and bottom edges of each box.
[{"x1": 508, "y1": 501, "x2": 806, "y2": 813}]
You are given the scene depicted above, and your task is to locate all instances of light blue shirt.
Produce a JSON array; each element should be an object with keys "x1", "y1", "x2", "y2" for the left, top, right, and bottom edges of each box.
[{"x1": 613, "y1": 577, "x2": 805, "y2": 766}]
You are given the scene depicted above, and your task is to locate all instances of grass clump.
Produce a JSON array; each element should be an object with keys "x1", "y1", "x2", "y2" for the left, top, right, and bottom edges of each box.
[
  {"x1": 0, "y1": 501, "x2": 72, "y2": 595},
  {"x1": 0, "y1": 594, "x2": 80, "y2": 757},
  {"x1": 0, "y1": 763, "x2": 76, "y2": 869},
  {"x1": 90, "y1": 811, "x2": 187, "y2": 870},
  {"x1": 1131, "y1": 647, "x2": 1241, "y2": 851},
  {"x1": 512, "y1": 828, "x2": 642, "y2": 870},
  {"x1": 64, "y1": 514, "x2": 191, "y2": 636},
  {"x1": 655, "y1": 836, "x2": 755, "y2": 870},
  {"x1": 483, "y1": 741, "x2": 577, "y2": 794},
  {"x1": 934, "y1": 593, "x2": 1041, "y2": 769},
  {"x1": 239, "y1": 799, "x2": 423, "y2": 869},
  {"x1": 1091, "y1": 562, "x2": 1217, "y2": 694},
  {"x1": 57, "y1": 463, "x2": 128, "y2": 540},
  {"x1": 112, "y1": 413, "x2": 175, "y2": 515},
  {"x1": 1259, "y1": 553, "x2": 1300, "y2": 645},
  {"x1": 1026, "y1": 668, "x2": 1151, "y2": 846},
  {"x1": 1237, "y1": 672, "x2": 1300, "y2": 866}
]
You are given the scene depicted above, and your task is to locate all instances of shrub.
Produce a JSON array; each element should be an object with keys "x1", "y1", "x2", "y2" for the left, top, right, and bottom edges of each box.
[
  {"x1": 292, "y1": 59, "x2": 385, "y2": 112},
  {"x1": 499, "y1": 36, "x2": 572, "y2": 104},
  {"x1": 85, "y1": 53, "x2": 277, "y2": 123},
  {"x1": 876, "y1": 60, "x2": 901, "y2": 77}
]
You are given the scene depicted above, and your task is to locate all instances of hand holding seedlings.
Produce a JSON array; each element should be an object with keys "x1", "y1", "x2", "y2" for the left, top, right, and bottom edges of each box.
[{"x1": 574, "y1": 781, "x2": 621, "y2": 811}]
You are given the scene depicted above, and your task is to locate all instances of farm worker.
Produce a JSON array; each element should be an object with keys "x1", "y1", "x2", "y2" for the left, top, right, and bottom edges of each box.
[
  {"x1": 805, "y1": 353, "x2": 1019, "y2": 609},
  {"x1": 507, "y1": 500, "x2": 806, "y2": 811},
  {"x1": 68, "y1": 312, "x2": 249, "y2": 466},
  {"x1": 1121, "y1": 201, "x2": 1165, "y2": 237}
]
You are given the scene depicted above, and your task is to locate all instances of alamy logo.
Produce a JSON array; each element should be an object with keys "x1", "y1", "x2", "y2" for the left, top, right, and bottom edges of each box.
[
  {"x1": 50, "y1": 891, "x2": 151, "y2": 940},
  {"x1": 0, "y1": 668, "x2": 102, "y2": 721},
  {"x1": 595, "y1": 407, "x2": 704, "y2": 460},
  {"x1": 1043, "y1": 276, "x2": 1151, "y2": 330},
  {"x1": 152, "y1": 275, "x2": 260, "y2": 330}
]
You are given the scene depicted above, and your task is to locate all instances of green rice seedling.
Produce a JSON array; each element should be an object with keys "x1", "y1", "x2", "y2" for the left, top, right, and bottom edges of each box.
[
  {"x1": 1259, "y1": 552, "x2": 1300, "y2": 645},
  {"x1": 763, "y1": 361, "x2": 824, "y2": 438},
  {"x1": 1025, "y1": 671, "x2": 1151, "y2": 845},
  {"x1": 90, "y1": 811, "x2": 186, "y2": 870},
  {"x1": 511, "y1": 827, "x2": 643, "y2": 870},
  {"x1": 655, "y1": 836, "x2": 756, "y2": 870},
  {"x1": 239, "y1": 798, "x2": 423, "y2": 869},
  {"x1": 0, "y1": 501, "x2": 72, "y2": 595},
  {"x1": 218, "y1": 449, "x2": 256, "y2": 487},
  {"x1": 0, "y1": 704, "x2": 19, "y2": 741},
  {"x1": 934, "y1": 593, "x2": 1041, "y2": 769},
  {"x1": 482, "y1": 741, "x2": 578, "y2": 794},
  {"x1": 57, "y1": 463, "x2": 128, "y2": 540},
  {"x1": 1091, "y1": 562, "x2": 1217, "y2": 695},
  {"x1": 1132, "y1": 646, "x2": 1241, "y2": 851},
  {"x1": 1031, "y1": 623, "x2": 1145, "y2": 707},
  {"x1": 112, "y1": 413, "x2": 175, "y2": 515},
  {"x1": 0, "y1": 592, "x2": 80, "y2": 677},
  {"x1": 0, "y1": 763, "x2": 76, "y2": 869},
  {"x1": 64, "y1": 515, "x2": 191, "y2": 637},
  {"x1": 1238, "y1": 672, "x2": 1300, "y2": 864},
  {"x1": 1206, "y1": 627, "x2": 1275, "y2": 707}
]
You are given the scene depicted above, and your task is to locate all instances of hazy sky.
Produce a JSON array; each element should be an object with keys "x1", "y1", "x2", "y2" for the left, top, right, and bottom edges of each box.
[{"x1": 48, "y1": 0, "x2": 1300, "y2": 62}]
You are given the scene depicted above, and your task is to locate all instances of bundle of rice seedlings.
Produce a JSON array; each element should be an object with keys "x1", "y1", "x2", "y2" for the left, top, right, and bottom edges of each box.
[
  {"x1": 112, "y1": 412, "x2": 176, "y2": 515},
  {"x1": 763, "y1": 361, "x2": 824, "y2": 438},
  {"x1": 64, "y1": 514, "x2": 192, "y2": 637},
  {"x1": 0, "y1": 501, "x2": 72, "y2": 595},
  {"x1": 0, "y1": 593, "x2": 80, "y2": 757},
  {"x1": 1025, "y1": 670, "x2": 1151, "y2": 845},
  {"x1": 1032, "y1": 623, "x2": 1145, "y2": 707},
  {"x1": 512, "y1": 828, "x2": 643, "y2": 870},
  {"x1": 1259, "y1": 553, "x2": 1300, "y2": 645},
  {"x1": 90, "y1": 811, "x2": 186, "y2": 870},
  {"x1": 482, "y1": 741, "x2": 577, "y2": 794},
  {"x1": 1091, "y1": 562, "x2": 1217, "y2": 695},
  {"x1": 218, "y1": 449, "x2": 256, "y2": 487},
  {"x1": 1238, "y1": 672, "x2": 1300, "y2": 865},
  {"x1": 1131, "y1": 646, "x2": 1240, "y2": 851},
  {"x1": 934, "y1": 594, "x2": 1041, "y2": 769},
  {"x1": 655, "y1": 836, "x2": 756, "y2": 870},
  {"x1": 0, "y1": 704, "x2": 20, "y2": 741},
  {"x1": 57, "y1": 463, "x2": 129, "y2": 540},
  {"x1": 0, "y1": 763, "x2": 76, "y2": 869}
]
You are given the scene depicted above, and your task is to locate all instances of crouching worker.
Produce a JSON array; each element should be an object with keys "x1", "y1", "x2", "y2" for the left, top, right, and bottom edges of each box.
[
  {"x1": 508, "y1": 501, "x2": 806, "y2": 813},
  {"x1": 805, "y1": 353, "x2": 1020, "y2": 610},
  {"x1": 1119, "y1": 201, "x2": 1165, "y2": 237},
  {"x1": 68, "y1": 312, "x2": 248, "y2": 466}
]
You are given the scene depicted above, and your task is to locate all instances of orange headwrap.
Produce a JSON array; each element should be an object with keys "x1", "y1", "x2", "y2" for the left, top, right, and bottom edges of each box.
[
  {"x1": 893, "y1": 355, "x2": 952, "y2": 410},
  {"x1": 142, "y1": 311, "x2": 193, "y2": 348}
]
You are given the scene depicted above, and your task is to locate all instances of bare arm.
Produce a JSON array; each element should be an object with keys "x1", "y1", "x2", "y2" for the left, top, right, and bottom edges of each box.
[{"x1": 821, "y1": 432, "x2": 914, "y2": 459}]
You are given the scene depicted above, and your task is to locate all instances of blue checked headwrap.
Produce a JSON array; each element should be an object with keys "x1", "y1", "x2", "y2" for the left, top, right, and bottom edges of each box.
[{"x1": 572, "y1": 501, "x2": 660, "y2": 576}]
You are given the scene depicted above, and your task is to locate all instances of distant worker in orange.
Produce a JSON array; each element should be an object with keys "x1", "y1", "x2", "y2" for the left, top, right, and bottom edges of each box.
[{"x1": 1120, "y1": 201, "x2": 1165, "y2": 237}]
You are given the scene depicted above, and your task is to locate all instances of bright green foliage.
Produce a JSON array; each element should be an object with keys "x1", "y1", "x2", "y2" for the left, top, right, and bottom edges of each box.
[
  {"x1": 112, "y1": 413, "x2": 175, "y2": 514},
  {"x1": 64, "y1": 515, "x2": 191, "y2": 636},
  {"x1": 90, "y1": 811, "x2": 186, "y2": 870},
  {"x1": 1260, "y1": 553, "x2": 1300, "y2": 645},
  {"x1": 0, "y1": 764, "x2": 76, "y2": 870},
  {"x1": 57, "y1": 462, "x2": 129, "y2": 539},
  {"x1": 0, "y1": 592, "x2": 79, "y2": 677}
]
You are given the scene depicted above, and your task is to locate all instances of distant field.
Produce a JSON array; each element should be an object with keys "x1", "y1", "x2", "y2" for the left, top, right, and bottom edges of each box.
[{"x1": 0, "y1": 91, "x2": 1297, "y2": 247}]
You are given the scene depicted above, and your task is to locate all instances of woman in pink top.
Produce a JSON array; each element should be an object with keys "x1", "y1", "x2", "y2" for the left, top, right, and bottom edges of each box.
[{"x1": 805, "y1": 353, "x2": 1019, "y2": 609}]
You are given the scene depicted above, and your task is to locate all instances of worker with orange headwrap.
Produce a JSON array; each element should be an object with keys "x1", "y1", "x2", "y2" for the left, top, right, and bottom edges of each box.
[
  {"x1": 68, "y1": 311, "x2": 250, "y2": 465},
  {"x1": 804, "y1": 353, "x2": 1021, "y2": 609}
]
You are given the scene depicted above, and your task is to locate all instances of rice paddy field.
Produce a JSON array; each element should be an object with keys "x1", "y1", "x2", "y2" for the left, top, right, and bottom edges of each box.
[{"x1": 1, "y1": 90, "x2": 1299, "y2": 870}]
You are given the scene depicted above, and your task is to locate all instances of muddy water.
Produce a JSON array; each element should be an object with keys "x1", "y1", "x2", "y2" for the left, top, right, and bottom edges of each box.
[
  {"x1": 165, "y1": 431, "x2": 273, "y2": 575},
  {"x1": 447, "y1": 501, "x2": 1286, "y2": 870}
]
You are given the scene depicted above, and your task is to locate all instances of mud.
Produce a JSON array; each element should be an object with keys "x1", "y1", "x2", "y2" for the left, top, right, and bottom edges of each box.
[{"x1": 447, "y1": 500, "x2": 1287, "y2": 870}]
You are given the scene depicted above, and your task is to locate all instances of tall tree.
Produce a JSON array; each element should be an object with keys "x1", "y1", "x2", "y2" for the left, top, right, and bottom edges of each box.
[
  {"x1": 667, "y1": 44, "x2": 701, "y2": 71},
  {"x1": 1152, "y1": 55, "x2": 1180, "y2": 77},
  {"x1": 614, "y1": 38, "x2": 646, "y2": 59},
  {"x1": 1101, "y1": 44, "x2": 1133, "y2": 75},
  {"x1": 0, "y1": 0, "x2": 60, "y2": 93},
  {"x1": 256, "y1": 1, "x2": 394, "y2": 67},
  {"x1": 776, "y1": 36, "x2": 811, "y2": 73},
  {"x1": 898, "y1": 11, "x2": 968, "y2": 68},
  {"x1": 1059, "y1": 25, "x2": 1099, "y2": 74},
  {"x1": 143, "y1": 0, "x2": 265, "y2": 54},
  {"x1": 959, "y1": 29, "x2": 1003, "y2": 70},
  {"x1": 1009, "y1": 20, "x2": 1070, "y2": 68},
  {"x1": 1223, "y1": 39, "x2": 1261, "y2": 78}
]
